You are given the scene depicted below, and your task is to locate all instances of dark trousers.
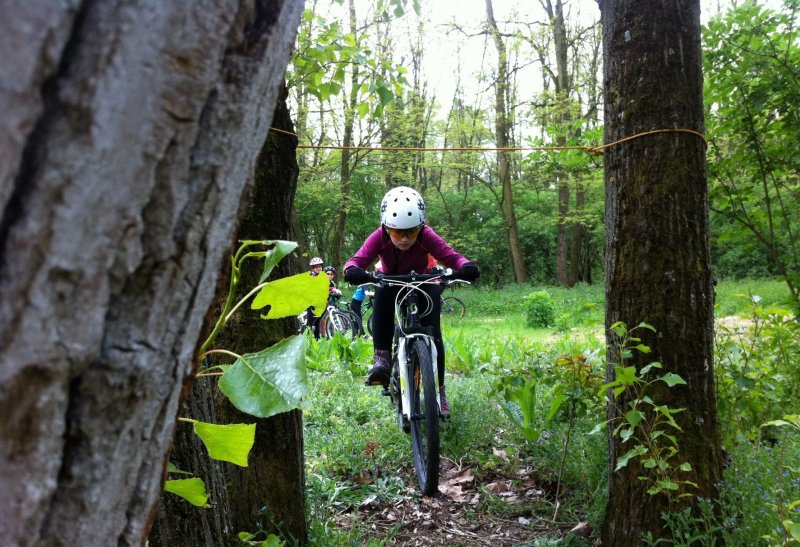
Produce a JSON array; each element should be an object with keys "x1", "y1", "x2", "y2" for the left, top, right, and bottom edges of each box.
[{"x1": 372, "y1": 283, "x2": 445, "y2": 386}]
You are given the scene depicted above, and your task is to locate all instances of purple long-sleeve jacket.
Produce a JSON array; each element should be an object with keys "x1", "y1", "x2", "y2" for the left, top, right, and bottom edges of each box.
[{"x1": 344, "y1": 226, "x2": 471, "y2": 275}]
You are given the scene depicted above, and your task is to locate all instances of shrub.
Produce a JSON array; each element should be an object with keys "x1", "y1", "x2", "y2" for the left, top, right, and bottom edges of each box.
[{"x1": 525, "y1": 291, "x2": 556, "y2": 328}]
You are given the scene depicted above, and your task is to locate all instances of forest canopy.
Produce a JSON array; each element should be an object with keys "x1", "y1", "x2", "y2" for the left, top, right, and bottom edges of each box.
[{"x1": 286, "y1": 0, "x2": 798, "y2": 309}]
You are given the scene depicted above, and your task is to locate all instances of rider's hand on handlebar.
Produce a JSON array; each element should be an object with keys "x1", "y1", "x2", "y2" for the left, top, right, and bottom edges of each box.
[
  {"x1": 344, "y1": 266, "x2": 371, "y2": 285},
  {"x1": 454, "y1": 263, "x2": 480, "y2": 281}
]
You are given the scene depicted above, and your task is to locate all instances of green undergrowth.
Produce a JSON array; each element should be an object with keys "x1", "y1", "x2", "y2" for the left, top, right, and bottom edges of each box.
[{"x1": 303, "y1": 278, "x2": 797, "y2": 545}]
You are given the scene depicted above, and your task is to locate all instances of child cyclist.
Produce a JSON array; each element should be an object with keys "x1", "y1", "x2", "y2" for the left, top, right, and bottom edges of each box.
[{"x1": 343, "y1": 186, "x2": 479, "y2": 417}]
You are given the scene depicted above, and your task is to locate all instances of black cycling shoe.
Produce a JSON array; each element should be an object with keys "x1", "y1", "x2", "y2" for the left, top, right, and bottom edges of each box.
[{"x1": 366, "y1": 361, "x2": 391, "y2": 386}]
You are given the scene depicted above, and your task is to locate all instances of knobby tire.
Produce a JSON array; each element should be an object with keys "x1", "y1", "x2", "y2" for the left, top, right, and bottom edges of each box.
[
  {"x1": 409, "y1": 338, "x2": 440, "y2": 496},
  {"x1": 441, "y1": 296, "x2": 466, "y2": 318},
  {"x1": 323, "y1": 309, "x2": 356, "y2": 339}
]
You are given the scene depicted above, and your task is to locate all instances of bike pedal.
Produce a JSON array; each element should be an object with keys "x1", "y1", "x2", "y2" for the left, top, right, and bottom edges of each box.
[{"x1": 380, "y1": 387, "x2": 390, "y2": 396}]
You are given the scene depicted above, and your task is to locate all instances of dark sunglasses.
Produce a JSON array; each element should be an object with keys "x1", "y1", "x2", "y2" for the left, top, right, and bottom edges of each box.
[{"x1": 385, "y1": 225, "x2": 422, "y2": 238}]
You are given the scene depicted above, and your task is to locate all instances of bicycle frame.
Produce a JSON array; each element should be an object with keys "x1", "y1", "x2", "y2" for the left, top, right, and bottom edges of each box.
[{"x1": 363, "y1": 270, "x2": 465, "y2": 422}]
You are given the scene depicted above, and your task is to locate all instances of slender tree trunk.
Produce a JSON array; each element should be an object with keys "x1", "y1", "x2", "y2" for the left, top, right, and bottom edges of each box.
[
  {"x1": 332, "y1": 0, "x2": 358, "y2": 268},
  {"x1": 600, "y1": 0, "x2": 723, "y2": 543},
  {"x1": 0, "y1": 2, "x2": 302, "y2": 545},
  {"x1": 149, "y1": 83, "x2": 306, "y2": 547},
  {"x1": 556, "y1": 180, "x2": 571, "y2": 285},
  {"x1": 486, "y1": 0, "x2": 527, "y2": 283},
  {"x1": 569, "y1": 180, "x2": 585, "y2": 284},
  {"x1": 541, "y1": 0, "x2": 576, "y2": 287}
]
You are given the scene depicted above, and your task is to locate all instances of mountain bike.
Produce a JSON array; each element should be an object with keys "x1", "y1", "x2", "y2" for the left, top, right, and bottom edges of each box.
[
  {"x1": 361, "y1": 269, "x2": 469, "y2": 495},
  {"x1": 441, "y1": 294, "x2": 466, "y2": 318},
  {"x1": 297, "y1": 292, "x2": 360, "y2": 339},
  {"x1": 319, "y1": 292, "x2": 360, "y2": 338}
]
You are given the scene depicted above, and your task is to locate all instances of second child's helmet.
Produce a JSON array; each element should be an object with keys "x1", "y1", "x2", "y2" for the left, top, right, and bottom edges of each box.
[
  {"x1": 323, "y1": 266, "x2": 335, "y2": 274},
  {"x1": 380, "y1": 186, "x2": 425, "y2": 229},
  {"x1": 309, "y1": 257, "x2": 323, "y2": 267}
]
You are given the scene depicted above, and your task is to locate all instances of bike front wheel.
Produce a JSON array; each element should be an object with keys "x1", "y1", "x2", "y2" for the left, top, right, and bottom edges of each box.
[
  {"x1": 323, "y1": 309, "x2": 355, "y2": 339},
  {"x1": 441, "y1": 295, "x2": 466, "y2": 318},
  {"x1": 408, "y1": 338, "x2": 440, "y2": 496}
]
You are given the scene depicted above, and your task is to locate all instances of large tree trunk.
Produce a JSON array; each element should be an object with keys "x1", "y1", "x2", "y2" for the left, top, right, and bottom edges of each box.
[
  {"x1": 0, "y1": 2, "x2": 302, "y2": 545},
  {"x1": 486, "y1": 0, "x2": 527, "y2": 283},
  {"x1": 600, "y1": 0, "x2": 723, "y2": 544},
  {"x1": 149, "y1": 83, "x2": 306, "y2": 546}
]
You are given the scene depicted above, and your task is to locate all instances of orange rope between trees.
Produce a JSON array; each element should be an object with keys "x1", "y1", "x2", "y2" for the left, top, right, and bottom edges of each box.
[{"x1": 268, "y1": 126, "x2": 707, "y2": 155}]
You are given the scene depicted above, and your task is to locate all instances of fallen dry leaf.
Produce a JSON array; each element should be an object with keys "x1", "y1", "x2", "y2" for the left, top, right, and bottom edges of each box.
[
  {"x1": 570, "y1": 521, "x2": 592, "y2": 537},
  {"x1": 354, "y1": 470, "x2": 373, "y2": 484},
  {"x1": 492, "y1": 448, "x2": 508, "y2": 460},
  {"x1": 485, "y1": 480, "x2": 510, "y2": 494}
]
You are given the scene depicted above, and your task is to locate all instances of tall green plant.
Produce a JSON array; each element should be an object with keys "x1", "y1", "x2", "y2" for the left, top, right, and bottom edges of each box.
[
  {"x1": 164, "y1": 241, "x2": 328, "y2": 506},
  {"x1": 601, "y1": 322, "x2": 697, "y2": 500}
]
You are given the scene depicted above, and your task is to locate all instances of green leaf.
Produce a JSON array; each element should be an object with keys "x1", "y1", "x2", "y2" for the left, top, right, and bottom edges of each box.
[
  {"x1": 679, "y1": 462, "x2": 693, "y2": 472},
  {"x1": 193, "y1": 421, "x2": 256, "y2": 467},
  {"x1": 357, "y1": 102, "x2": 370, "y2": 118},
  {"x1": 251, "y1": 272, "x2": 328, "y2": 318},
  {"x1": 164, "y1": 478, "x2": 210, "y2": 507},
  {"x1": 625, "y1": 409, "x2": 645, "y2": 427},
  {"x1": 258, "y1": 240, "x2": 297, "y2": 282},
  {"x1": 660, "y1": 372, "x2": 687, "y2": 387},
  {"x1": 167, "y1": 463, "x2": 193, "y2": 475},
  {"x1": 219, "y1": 336, "x2": 308, "y2": 418},
  {"x1": 589, "y1": 421, "x2": 607, "y2": 435},
  {"x1": 783, "y1": 520, "x2": 800, "y2": 541},
  {"x1": 616, "y1": 366, "x2": 638, "y2": 386},
  {"x1": 376, "y1": 85, "x2": 394, "y2": 106},
  {"x1": 615, "y1": 444, "x2": 647, "y2": 471}
]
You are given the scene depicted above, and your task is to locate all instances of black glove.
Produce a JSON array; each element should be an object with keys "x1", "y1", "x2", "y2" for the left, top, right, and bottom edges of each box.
[
  {"x1": 455, "y1": 263, "x2": 480, "y2": 281},
  {"x1": 344, "y1": 266, "x2": 371, "y2": 285}
]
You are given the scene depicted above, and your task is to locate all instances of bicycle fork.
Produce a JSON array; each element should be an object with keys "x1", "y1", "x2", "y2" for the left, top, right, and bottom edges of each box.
[{"x1": 396, "y1": 334, "x2": 440, "y2": 423}]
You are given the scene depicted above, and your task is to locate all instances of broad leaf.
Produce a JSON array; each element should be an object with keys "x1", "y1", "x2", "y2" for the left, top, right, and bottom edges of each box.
[
  {"x1": 784, "y1": 520, "x2": 800, "y2": 541},
  {"x1": 165, "y1": 478, "x2": 210, "y2": 507},
  {"x1": 615, "y1": 444, "x2": 647, "y2": 471},
  {"x1": 219, "y1": 336, "x2": 308, "y2": 418},
  {"x1": 258, "y1": 240, "x2": 298, "y2": 282},
  {"x1": 660, "y1": 372, "x2": 687, "y2": 387},
  {"x1": 193, "y1": 421, "x2": 256, "y2": 467},
  {"x1": 625, "y1": 409, "x2": 645, "y2": 428},
  {"x1": 251, "y1": 272, "x2": 328, "y2": 318}
]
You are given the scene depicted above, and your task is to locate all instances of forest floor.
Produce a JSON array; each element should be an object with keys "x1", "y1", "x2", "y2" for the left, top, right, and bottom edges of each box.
[{"x1": 325, "y1": 456, "x2": 595, "y2": 546}]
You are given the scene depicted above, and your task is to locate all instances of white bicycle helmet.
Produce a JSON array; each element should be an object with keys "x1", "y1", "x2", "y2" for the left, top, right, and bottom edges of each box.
[
  {"x1": 309, "y1": 256, "x2": 323, "y2": 266},
  {"x1": 380, "y1": 186, "x2": 425, "y2": 229}
]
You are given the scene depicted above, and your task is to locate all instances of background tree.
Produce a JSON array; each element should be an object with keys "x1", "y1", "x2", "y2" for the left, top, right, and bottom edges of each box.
[
  {"x1": 704, "y1": 0, "x2": 800, "y2": 310},
  {"x1": 0, "y1": 2, "x2": 302, "y2": 545},
  {"x1": 600, "y1": 0, "x2": 723, "y2": 543},
  {"x1": 287, "y1": 1, "x2": 413, "y2": 266},
  {"x1": 149, "y1": 84, "x2": 306, "y2": 546},
  {"x1": 485, "y1": 0, "x2": 528, "y2": 283}
]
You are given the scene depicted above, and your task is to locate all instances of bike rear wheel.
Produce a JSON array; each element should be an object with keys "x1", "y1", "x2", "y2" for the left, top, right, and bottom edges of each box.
[
  {"x1": 408, "y1": 338, "x2": 440, "y2": 496},
  {"x1": 441, "y1": 295, "x2": 466, "y2": 318}
]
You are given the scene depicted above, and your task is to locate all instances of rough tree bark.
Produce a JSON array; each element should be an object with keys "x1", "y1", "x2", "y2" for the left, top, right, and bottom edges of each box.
[
  {"x1": 600, "y1": 0, "x2": 723, "y2": 543},
  {"x1": 149, "y1": 83, "x2": 306, "y2": 546},
  {"x1": 0, "y1": 2, "x2": 303, "y2": 545}
]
